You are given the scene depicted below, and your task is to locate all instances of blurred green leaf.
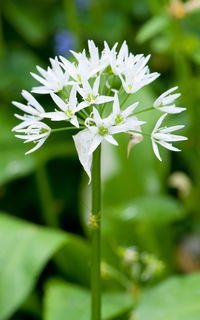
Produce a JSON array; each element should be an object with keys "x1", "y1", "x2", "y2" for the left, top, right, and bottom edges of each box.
[
  {"x1": 43, "y1": 280, "x2": 134, "y2": 320},
  {"x1": 0, "y1": 213, "x2": 66, "y2": 320},
  {"x1": 54, "y1": 235, "x2": 90, "y2": 287},
  {"x1": 3, "y1": 0, "x2": 48, "y2": 46},
  {"x1": 137, "y1": 15, "x2": 171, "y2": 43},
  {"x1": 135, "y1": 272, "x2": 200, "y2": 320},
  {"x1": 105, "y1": 195, "x2": 186, "y2": 226}
]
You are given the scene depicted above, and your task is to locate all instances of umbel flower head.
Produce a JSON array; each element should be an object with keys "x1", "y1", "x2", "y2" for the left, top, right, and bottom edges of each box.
[{"x1": 12, "y1": 40, "x2": 187, "y2": 182}]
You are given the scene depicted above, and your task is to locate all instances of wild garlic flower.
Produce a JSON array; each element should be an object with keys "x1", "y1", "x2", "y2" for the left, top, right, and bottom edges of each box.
[
  {"x1": 14, "y1": 122, "x2": 51, "y2": 155},
  {"x1": 31, "y1": 57, "x2": 69, "y2": 94},
  {"x1": 153, "y1": 86, "x2": 186, "y2": 114},
  {"x1": 151, "y1": 113, "x2": 188, "y2": 161},
  {"x1": 12, "y1": 40, "x2": 187, "y2": 180}
]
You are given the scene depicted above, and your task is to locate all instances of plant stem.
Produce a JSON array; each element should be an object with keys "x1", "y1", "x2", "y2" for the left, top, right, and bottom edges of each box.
[{"x1": 91, "y1": 146, "x2": 101, "y2": 320}]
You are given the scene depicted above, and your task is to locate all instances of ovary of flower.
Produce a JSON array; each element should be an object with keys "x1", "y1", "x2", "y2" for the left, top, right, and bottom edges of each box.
[
  {"x1": 43, "y1": 87, "x2": 80, "y2": 127},
  {"x1": 31, "y1": 57, "x2": 69, "y2": 94},
  {"x1": 151, "y1": 113, "x2": 188, "y2": 161},
  {"x1": 77, "y1": 76, "x2": 114, "y2": 109},
  {"x1": 119, "y1": 54, "x2": 160, "y2": 94},
  {"x1": 153, "y1": 86, "x2": 186, "y2": 114},
  {"x1": 14, "y1": 122, "x2": 51, "y2": 155},
  {"x1": 12, "y1": 90, "x2": 45, "y2": 131}
]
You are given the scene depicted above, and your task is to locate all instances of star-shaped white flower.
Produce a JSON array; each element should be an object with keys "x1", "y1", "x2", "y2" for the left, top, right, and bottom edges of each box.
[
  {"x1": 77, "y1": 76, "x2": 114, "y2": 110},
  {"x1": 60, "y1": 53, "x2": 89, "y2": 85},
  {"x1": 153, "y1": 86, "x2": 186, "y2": 114},
  {"x1": 12, "y1": 90, "x2": 45, "y2": 131},
  {"x1": 151, "y1": 113, "x2": 188, "y2": 161},
  {"x1": 43, "y1": 86, "x2": 80, "y2": 127},
  {"x1": 31, "y1": 57, "x2": 69, "y2": 94},
  {"x1": 107, "y1": 41, "x2": 129, "y2": 75},
  {"x1": 110, "y1": 93, "x2": 144, "y2": 132},
  {"x1": 14, "y1": 122, "x2": 51, "y2": 155},
  {"x1": 119, "y1": 54, "x2": 160, "y2": 94}
]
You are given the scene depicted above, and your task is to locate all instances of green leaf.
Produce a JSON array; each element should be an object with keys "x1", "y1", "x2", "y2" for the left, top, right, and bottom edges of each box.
[
  {"x1": 135, "y1": 272, "x2": 200, "y2": 320},
  {"x1": 106, "y1": 195, "x2": 186, "y2": 226},
  {"x1": 0, "y1": 213, "x2": 66, "y2": 320},
  {"x1": 54, "y1": 235, "x2": 90, "y2": 287},
  {"x1": 3, "y1": 0, "x2": 47, "y2": 46},
  {"x1": 43, "y1": 280, "x2": 134, "y2": 320},
  {"x1": 137, "y1": 15, "x2": 171, "y2": 43}
]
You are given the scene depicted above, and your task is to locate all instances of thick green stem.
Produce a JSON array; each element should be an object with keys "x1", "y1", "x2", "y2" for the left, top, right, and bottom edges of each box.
[{"x1": 91, "y1": 146, "x2": 101, "y2": 320}]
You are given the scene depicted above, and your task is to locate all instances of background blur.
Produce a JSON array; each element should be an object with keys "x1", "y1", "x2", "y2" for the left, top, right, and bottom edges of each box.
[{"x1": 0, "y1": 0, "x2": 200, "y2": 319}]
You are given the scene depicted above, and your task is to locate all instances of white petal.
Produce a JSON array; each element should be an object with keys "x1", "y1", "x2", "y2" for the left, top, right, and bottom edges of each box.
[
  {"x1": 158, "y1": 140, "x2": 181, "y2": 152},
  {"x1": 50, "y1": 93, "x2": 67, "y2": 112},
  {"x1": 159, "y1": 106, "x2": 186, "y2": 114},
  {"x1": 25, "y1": 138, "x2": 46, "y2": 155},
  {"x1": 152, "y1": 140, "x2": 162, "y2": 161},
  {"x1": 95, "y1": 95, "x2": 114, "y2": 105},
  {"x1": 70, "y1": 116, "x2": 79, "y2": 128},
  {"x1": 104, "y1": 135, "x2": 118, "y2": 146},
  {"x1": 73, "y1": 129, "x2": 94, "y2": 183},
  {"x1": 89, "y1": 135, "x2": 102, "y2": 154}
]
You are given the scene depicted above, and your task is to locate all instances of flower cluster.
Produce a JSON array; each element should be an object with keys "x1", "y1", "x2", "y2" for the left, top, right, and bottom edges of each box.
[{"x1": 12, "y1": 40, "x2": 187, "y2": 181}]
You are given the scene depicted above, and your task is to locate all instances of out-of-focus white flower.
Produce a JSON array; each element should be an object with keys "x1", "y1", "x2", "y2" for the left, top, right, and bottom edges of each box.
[
  {"x1": 153, "y1": 86, "x2": 186, "y2": 114},
  {"x1": 12, "y1": 90, "x2": 45, "y2": 131},
  {"x1": 31, "y1": 57, "x2": 69, "y2": 94},
  {"x1": 14, "y1": 122, "x2": 51, "y2": 155},
  {"x1": 77, "y1": 76, "x2": 114, "y2": 109},
  {"x1": 151, "y1": 113, "x2": 188, "y2": 161},
  {"x1": 119, "y1": 54, "x2": 160, "y2": 94}
]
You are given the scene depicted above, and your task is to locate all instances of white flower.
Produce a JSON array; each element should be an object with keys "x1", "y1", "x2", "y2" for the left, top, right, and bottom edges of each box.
[
  {"x1": 119, "y1": 54, "x2": 160, "y2": 94},
  {"x1": 85, "y1": 107, "x2": 119, "y2": 155},
  {"x1": 43, "y1": 86, "x2": 80, "y2": 127},
  {"x1": 60, "y1": 54, "x2": 88, "y2": 85},
  {"x1": 151, "y1": 113, "x2": 188, "y2": 161},
  {"x1": 153, "y1": 86, "x2": 186, "y2": 114},
  {"x1": 12, "y1": 90, "x2": 45, "y2": 131},
  {"x1": 110, "y1": 93, "x2": 144, "y2": 132},
  {"x1": 77, "y1": 76, "x2": 114, "y2": 109},
  {"x1": 106, "y1": 41, "x2": 129, "y2": 75},
  {"x1": 14, "y1": 122, "x2": 51, "y2": 155},
  {"x1": 31, "y1": 57, "x2": 69, "y2": 94}
]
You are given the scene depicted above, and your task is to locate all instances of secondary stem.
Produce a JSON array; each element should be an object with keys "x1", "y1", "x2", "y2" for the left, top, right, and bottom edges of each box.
[{"x1": 91, "y1": 146, "x2": 101, "y2": 320}]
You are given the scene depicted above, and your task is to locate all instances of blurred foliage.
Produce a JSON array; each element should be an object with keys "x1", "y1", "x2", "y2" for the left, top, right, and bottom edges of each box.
[{"x1": 0, "y1": 0, "x2": 200, "y2": 319}]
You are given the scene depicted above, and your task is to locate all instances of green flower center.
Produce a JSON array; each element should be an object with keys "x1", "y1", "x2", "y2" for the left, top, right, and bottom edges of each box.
[
  {"x1": 77, "y1": 74, "x2": 82, "y2": 82},
  {"x1": 65, "y1": 109, "x2": 73, "y2": 118},
  {"x1": 98, "y1": 126, "x2": 108, "y2": 136},
  {"x1": 115, "y1": 114, "x2": 124, "y2": 124},
  {"x1": 86, "y1": 93, "x2": 97, "y2": 102},
  {"x1": 128, "y1": 84, "x2": 133, "y2": 91}
]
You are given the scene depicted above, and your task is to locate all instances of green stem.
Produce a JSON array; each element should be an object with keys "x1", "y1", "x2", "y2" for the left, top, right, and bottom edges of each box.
[
  {"x1": 134, "y1": 107, "x2": 154, "y2": 115},
  {"x1": 51, "y1": 126, "x2": 85, "y2": 133},
  {"x1": 91, "y1": 146, "x2": 101, "y2": 320}
]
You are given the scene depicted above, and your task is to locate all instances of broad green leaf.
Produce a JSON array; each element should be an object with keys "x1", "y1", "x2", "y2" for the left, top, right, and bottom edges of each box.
[
  {"x1": 135, "y1": 272, "x2": 200, "y2": 320},
  {"x1": 136, "y1": 15, "x2": 171, "y2": 43},
  {"x1": 54, "y1": 235, "x2": 90, "y2": 287},
  {"x1": 0, "y1": 213, "x2": 66, "y2": 320},
  {"x1": 105, "y1": 195, "x2": 186, "y2": 226},
  {"x1": 43, "y1": 280, "x2": 134, "y2": 320}
]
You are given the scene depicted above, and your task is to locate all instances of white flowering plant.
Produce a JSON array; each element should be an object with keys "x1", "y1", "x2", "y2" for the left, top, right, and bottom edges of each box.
[{"x1": 12, "y1": 40, "x2": 187, "y2": 320}]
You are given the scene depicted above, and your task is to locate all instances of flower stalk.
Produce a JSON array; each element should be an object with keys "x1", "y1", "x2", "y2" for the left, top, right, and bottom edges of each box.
[{"x1": 91, "y1": 145, "x2": 101, "y2": 320}]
